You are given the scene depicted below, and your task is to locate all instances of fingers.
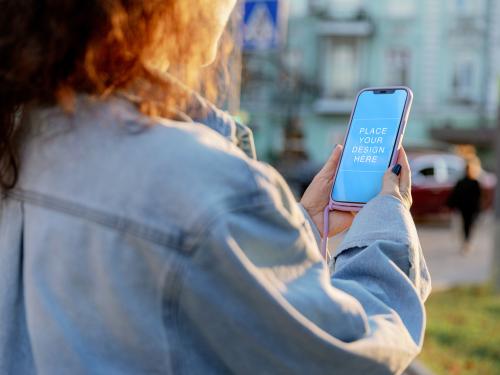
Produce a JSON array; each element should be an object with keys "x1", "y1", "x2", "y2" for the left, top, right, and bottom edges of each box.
[
  {"x1": 397, "y1": 148, "x2": 411, "y2": 194},
  {"x1": 300, "y1": 145, "x2": 343, "y2": 217},
  {"x1": 379, "y1": 148, "x2": 413, "y2": 209},
  {"x1": 381, "y1": 167, "x2": 399, "y2": 195},
  {"x1": 317, "y1": 145, "x2": 343, "y2": 180}
]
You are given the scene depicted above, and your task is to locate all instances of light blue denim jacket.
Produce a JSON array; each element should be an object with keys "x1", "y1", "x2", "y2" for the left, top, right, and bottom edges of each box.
[{"x1": 0, "y1": 93, "x2": 431, "y2": 375}]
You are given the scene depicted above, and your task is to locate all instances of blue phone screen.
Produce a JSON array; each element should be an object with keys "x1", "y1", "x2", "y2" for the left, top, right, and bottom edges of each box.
[{"x1": 332, "y1": 89, "x2": 408, "y2": 204}]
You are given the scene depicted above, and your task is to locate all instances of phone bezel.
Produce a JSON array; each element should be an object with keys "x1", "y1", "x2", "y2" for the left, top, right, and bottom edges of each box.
[{"x1": 329, "y1": 86, "x2": 413, "y2": 211}]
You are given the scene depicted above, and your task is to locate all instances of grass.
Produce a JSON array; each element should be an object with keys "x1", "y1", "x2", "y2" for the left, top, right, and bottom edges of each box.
[{"x1": 419, "y1": 285, "x2": 500, "y2": 375}]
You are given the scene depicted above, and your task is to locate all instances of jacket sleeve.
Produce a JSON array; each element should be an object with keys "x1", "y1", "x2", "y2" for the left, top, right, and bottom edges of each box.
[{"x1": 177, "y1": 163, "x2": 431, "y2": 375}]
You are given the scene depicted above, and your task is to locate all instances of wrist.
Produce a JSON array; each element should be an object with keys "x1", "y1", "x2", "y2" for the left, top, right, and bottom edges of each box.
[{"x1": 379, "y1": 192, "x2": 411, "y2": 211}]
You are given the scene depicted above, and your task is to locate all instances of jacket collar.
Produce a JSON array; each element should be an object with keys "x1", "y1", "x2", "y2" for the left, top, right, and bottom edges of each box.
[
  {"x1": 183, "y1": 91, "x2": 256, "y2": 160},
  {"x1": 118, "y1": 74, "x2": 256, "y2": 160}
]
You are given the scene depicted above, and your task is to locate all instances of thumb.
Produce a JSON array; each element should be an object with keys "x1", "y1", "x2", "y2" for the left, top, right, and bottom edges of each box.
[
  {"x1": 317, "y1": 145, "x2": 343, "y2": 180},
  {"x1": 381, "y1": 165, "x2": 401, "y2": 197}
]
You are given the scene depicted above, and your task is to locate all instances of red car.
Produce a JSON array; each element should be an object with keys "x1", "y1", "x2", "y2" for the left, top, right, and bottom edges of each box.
[{"x1": 409, "y1": 153, "x2": 496, "y2": 218}]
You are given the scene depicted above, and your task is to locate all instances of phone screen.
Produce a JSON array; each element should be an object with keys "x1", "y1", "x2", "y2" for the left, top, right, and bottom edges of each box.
[{"x1": 332, "y1": 89, "x2": 409, "y2": 204}]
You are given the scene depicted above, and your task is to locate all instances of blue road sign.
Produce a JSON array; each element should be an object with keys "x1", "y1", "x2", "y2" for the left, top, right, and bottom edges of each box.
[{"x1": 243, "y1": 0, "x2": 281, "y2": 51}]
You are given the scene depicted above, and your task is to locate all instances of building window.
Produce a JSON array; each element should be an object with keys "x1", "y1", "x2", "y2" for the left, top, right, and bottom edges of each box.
[
  {"x1": 386, "y1": 49, "x2": 411, "y2": 86},
  {"x1": 322, "y1": 38, "x2": 360, "y2": 99},
  {"x1": 452, "y1": 59, "x2": 476, "y2": 103}
]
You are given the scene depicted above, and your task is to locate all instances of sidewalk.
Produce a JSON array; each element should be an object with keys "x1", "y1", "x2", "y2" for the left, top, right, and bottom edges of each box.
[
  {"x1": 416, "y1": 212, "x2": 494, "y2": 290},
  {"x1": 330, "y1": 212, "x2": 494, "y2": 290}
]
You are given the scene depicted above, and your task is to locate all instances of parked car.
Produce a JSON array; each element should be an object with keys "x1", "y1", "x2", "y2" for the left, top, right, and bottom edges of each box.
[
  {"x1": 409, "y1": 152, "x2": 496, "y2": 218},
  {"x1": 277, "y1": 151, "x2": 496, "y2": 218}
]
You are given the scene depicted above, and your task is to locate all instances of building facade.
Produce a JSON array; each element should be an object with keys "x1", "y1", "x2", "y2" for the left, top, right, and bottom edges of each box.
[{"x1": 240, "y1": 0, "x2": 500, "y2": 166}]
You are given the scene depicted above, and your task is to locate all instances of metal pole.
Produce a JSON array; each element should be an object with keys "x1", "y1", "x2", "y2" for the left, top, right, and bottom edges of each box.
[
  {"x1": 494, "y1": 70, "x2": 500, "y2": 292},
  {"x1": 492, "y1": 0, "x2": 500, "y2": 292}
]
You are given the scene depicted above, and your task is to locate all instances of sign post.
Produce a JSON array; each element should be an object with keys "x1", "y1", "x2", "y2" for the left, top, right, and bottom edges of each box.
[{"x1": 495, "y1": 80, "x2": 500, "y2": 292}]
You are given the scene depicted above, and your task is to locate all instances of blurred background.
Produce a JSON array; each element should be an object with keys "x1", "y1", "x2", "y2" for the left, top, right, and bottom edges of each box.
[{"x1": 231, "y1": 1, "x2": 500, "y2": 374}]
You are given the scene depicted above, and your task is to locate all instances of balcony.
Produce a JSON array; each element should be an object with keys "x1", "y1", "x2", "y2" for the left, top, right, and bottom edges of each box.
[
  {"x1": 316, "y1": 19, "x2": 374, "y2": 37},
  {"x1": 313, "y1": 97, "x2": 353, "y2": 115}
]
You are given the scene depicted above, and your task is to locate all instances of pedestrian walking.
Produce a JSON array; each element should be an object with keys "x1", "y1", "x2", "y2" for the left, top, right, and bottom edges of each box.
[{"x1": 447, "y1": 158, "x2": 482, "y2": 254}]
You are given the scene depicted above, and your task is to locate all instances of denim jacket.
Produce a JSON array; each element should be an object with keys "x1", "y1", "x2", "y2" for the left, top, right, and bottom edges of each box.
[{"x1": 0, "y1": 93, "x2": 431, "y2": 375}]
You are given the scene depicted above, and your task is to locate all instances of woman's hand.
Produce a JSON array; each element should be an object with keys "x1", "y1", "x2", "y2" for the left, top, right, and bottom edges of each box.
[
  {"x1": 380, "y1": 148, "x2": 413, "y2": 210},
  {"x1": 300, "y1": 145, "x2": 356, "y2": 238}
]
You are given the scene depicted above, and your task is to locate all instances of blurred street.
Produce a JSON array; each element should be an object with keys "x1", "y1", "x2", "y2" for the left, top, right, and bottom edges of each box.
[
  {"x1": 417, "y1": 213, "x2": 494, "y2": 290},
  {"x1": 330, "y1": 212, "x2": 494, "y2": 290}
]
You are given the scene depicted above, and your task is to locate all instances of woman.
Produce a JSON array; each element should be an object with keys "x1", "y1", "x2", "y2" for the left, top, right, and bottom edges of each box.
[
  {"x1": 447, "y1": 159, "x2": 482, "y2": 253},
  {"x1": 0, "y1": 1, "x2": 430, "y2": 374}
]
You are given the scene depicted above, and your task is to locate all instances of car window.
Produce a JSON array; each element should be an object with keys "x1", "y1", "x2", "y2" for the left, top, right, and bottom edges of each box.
[
  {"x1": 411, "y1": 154, "x2": 467, "y2": 185},
  {"x1": 419, "y1": 167, "x2": 435, "y2": 177},
  {"x1": 413, "y1": 166, "x2": 437, "y2": 185}
]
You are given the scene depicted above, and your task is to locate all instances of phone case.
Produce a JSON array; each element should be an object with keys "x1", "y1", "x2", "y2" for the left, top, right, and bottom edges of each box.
[
  {"x1": 320, "y1": 87, "x2": 413, "y2": 260},
  {"x1": 329, "y1": 86, "x2": 413, "y2": 212}
]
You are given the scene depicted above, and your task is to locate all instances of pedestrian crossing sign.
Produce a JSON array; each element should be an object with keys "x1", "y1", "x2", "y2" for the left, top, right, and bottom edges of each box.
[{"x1": 243, "y1": 0, "x2": 283, "y2": 51}]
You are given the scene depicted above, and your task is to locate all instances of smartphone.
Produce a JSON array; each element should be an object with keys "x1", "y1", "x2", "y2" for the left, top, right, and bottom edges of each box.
[{"x1": 330, "y1": 87, "x2": 413, "y2": 211}]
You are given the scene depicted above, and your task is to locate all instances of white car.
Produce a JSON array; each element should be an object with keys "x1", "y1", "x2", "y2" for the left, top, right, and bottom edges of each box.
[{"x1": 409, "y1": 153, "x2": 495, "y2": 217}]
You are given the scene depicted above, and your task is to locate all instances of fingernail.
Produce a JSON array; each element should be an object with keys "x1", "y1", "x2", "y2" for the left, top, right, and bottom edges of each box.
[{"x1": 392, "y1": 164, "x2": 402, "y2": 176}]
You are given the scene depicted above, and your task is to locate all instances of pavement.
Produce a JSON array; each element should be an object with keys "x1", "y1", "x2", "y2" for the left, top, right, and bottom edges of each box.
[
  {"x1": 416, "y1": 212, "x2": 494, "y2": 290},
  {"x1": 330, "y1": 211, "x2": 495, "y2": 290}
]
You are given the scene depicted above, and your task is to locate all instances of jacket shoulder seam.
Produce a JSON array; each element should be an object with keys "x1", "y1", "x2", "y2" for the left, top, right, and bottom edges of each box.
[{"x1": 8, "y1": 189, "x2": 190, "y2": 252}]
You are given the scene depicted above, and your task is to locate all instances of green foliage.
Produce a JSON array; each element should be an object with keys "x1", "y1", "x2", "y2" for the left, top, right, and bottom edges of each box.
[{"x1": 420, "y1": 285, "x2": 500, "y2": 375}]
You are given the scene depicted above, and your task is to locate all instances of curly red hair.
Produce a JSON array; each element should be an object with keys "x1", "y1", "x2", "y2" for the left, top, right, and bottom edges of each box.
[{"x1": 0, "y1": 0, "x2": 234, "y2": 190}]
